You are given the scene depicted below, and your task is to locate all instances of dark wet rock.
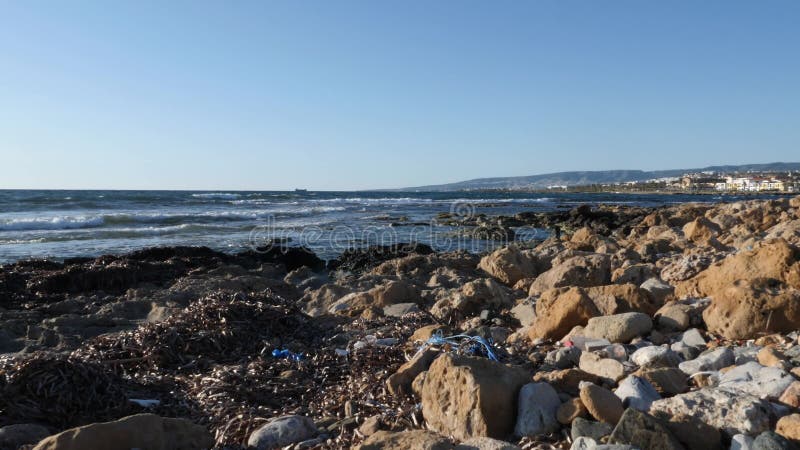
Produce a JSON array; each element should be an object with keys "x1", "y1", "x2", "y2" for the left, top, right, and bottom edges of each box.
[
  {"x1": 327, "y1": 243, "x2": 434, "y2": 274},
  {"x1": 241, "y1": 244, "x2": 325, "y2": 272}
]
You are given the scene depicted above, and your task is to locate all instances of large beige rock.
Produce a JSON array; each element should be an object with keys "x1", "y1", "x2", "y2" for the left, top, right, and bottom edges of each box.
[
  {"x1": 431, "y1": 278, "x2": 512, "y2": 319},
  {"x1": 584, "y1": 283, "x2": 662, "y2": 316},
  {"x1": 702, "y1": 280, "x2": 800, "y2": 340},
  {"x1": 302, "y1": 283, "x2": 351, "y2": 316},
  {"x1": 369, "y1": 280, "x2": 420, "y2": 307},
  {"x1": 355, "y1": 430, "x2": 453, "y2": 450},
  {"x1": 683, "y1": 217, "x2": 721, "y2": 245},
  {"x1": 676, "y1": 238, "x2": 800, "y2": 298},
  {"x1": 528, "y1": 287, "x2": 599, "y2": 341},
  {"x1": 528, "y1": 254, "x2": 610, "y2": 295},
  {"x1": 421, "y1": 354, "x2": 529, "y2": 441},
  {"x1": 478, "y1": 246, "x2": 538, "y2": 286},
  {"x1": 31, "y1": 414, "x2": 214, "y2": 450}
]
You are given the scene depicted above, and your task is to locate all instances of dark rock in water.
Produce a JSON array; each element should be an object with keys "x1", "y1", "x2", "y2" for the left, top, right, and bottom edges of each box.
[
  {"x1": 239, "y1": 245, "x2": 325, "y2": 272},
  {"x1": 753, "y1": 431, "x2": 798, "y2": 450},
  {"x1": 470, "y1": 225, "x2": 516, "y2": 242},
  {"x1": 327, "y1": 243, "x2": 434, "y2": 273},
  {"x1": 126, "y1": 245, "x2": 228, "y2": 262}
]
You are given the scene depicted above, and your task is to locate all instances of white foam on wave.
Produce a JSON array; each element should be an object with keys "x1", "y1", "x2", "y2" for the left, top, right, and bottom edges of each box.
[
  {"x1": 0, "y1": 205, "x2": 348, "y2": 232},
  {"x1": 191, "y1": 192, "x2": 242, "y2": 199},
  {"x1": 0, "y1": 216, "x2": 106, "y2": 231}
]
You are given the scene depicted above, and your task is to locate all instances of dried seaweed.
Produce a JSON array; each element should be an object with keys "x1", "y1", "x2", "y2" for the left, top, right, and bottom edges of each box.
[{"x1": 0, "y1": 353, "x2": 133, "y2": 427}]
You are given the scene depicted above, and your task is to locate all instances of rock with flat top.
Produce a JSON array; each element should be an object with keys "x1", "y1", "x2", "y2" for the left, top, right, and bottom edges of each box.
[{"x1": 582, "y1": 313, "x2": 652, "y2": 343}]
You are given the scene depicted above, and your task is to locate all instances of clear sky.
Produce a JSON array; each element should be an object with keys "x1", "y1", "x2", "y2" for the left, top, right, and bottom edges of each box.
[{"x1": 1, "y1": 1, "x2": 799, "y2": 190}]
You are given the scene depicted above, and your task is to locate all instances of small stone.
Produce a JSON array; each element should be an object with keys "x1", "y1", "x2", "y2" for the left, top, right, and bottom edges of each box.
[
  {"x1": 636, "y1": 367, "x2": 688, "y2": 395},
  {"x1": 780, "y1": 381, "x2": 800, "y2": 408},
  {"x1": 680, "y1": 328, "x2": 706, "y2": 347},
  {"x1": 571, "y1": 417, "x2": 613, "y2": 442},
  {"x1": 731, "y1": 434, "x2": 755, "y2": 450},
  {"x1": 718, "y1": 361, "x2": 794, "y2": 399},
  {"x1": 383, "y1": 302, "x2": 420, "y2": 317},
  {"x1": 358, "y1": 415, "x2": 381, "y2": 437},
  {"x1": 580, "y1": 384, "x2": 624, "y2": 425},
  {"x1": 579, "y1": 352, "x2": 625, "y2": 384},
  {"x1": 735, "y1": 346, "x2": 762, "y2": 365},
  {"x1": 776, "y1": 413, "x2": 800, "y2": 442},
  {"x1": 670, "y1": 341, "x2": 701, "y2": 361},
  {"x1": 557, "y1": 397, "x2": 587, "y2": 425},
  {"x1": 614, "y1": 375, "x2": 660, "y2": 411},
  {"x1": 248, "y1": 415, "x2": 318, "y2": 449},
  {"x1": 753, "y1": 431, "x2": 796, "y2": 450},
  {"x1": 514, "y1": 382, "x2": 561, "y2": 436},
  {"x1": 666, "y1": 413, "x2": 722, "y2": 450},
  {"x1": 570, "y1": 437, "x2": 597, "y2": 450},
  {"x1": 655, "y1": 303, "x2": 691, "y2": 331},
  {"x1": 511, "y1": 301, "x2": 537, "y2": 327},
  {"x1": 757, "y1": 347, "x2": 787, "y2": 368},
  {"x1": 630, "y1": 345, "x2": 680, "y2": 369},
  {"x1": 455, "y1": 437, "x2": 522, "y2": 450},
  {"x1": 678, "y1": 346, "x2": 734, "y2": 375},
  {"x1": 640, "y1": 278, "x2": 675, "y2": 305},
  {"x1": 545, "y1": 346, "x2": 582, "y2": 369},
  {"x1": 608, "y1": 408, "x2": 683, "y2": 450},
  {"x1": 533, "y1": 368, "x2": 600, "y2": 396},
  {"x1": 582, "y1": 313, "x2": 653, "y2": 343}
]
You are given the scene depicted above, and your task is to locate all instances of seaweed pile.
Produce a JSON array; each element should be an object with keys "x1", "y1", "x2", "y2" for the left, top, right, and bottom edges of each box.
[
  {"x1": 0, "y1": 354, "x2": 135, "y2": 428},
  {"x1": 0, "y1": 290, "x2": 428, "y2": 448}
]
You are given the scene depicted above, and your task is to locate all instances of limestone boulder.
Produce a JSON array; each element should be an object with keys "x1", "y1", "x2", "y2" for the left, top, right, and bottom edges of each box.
[
  {"x1": 31, "y1": 414, "x2": 213, "y2": 450},
  {"x1": 702, "y1": 279, "x2": 800, "y2": 340},
  {"x1": 247, "y1": 415, "x2": 318, "y2": 449},
  {"x1": 355, "y1": 430, "x2": 453, "y2": 450},
  {"x1": 676, "y1": 238, "x2": 800, "y2": 298},
  {"x1": 528, "y1": 288, "x2": 599, "y2": 341},
  {"x1": 683, "y1": 216, "x2": 722, "y2": 246},
  {"x1": 581, "y1": 312, "x2": 652, "y2": 343},
  {"x1": 478, "y1": 246, "x2": 538, "y2": 286},
  {"x1": 529, "y1": 254, "x2": 611, "y2": 295},
  {"x1": 649, "y1": 388, "x2": 772, "y2": 437},
  {"x1": 584, "y1": 284, "x2": 662, "y2": 316},
  {"x1": 421, "y1": 354, "x2": 530, "y2": 441}
]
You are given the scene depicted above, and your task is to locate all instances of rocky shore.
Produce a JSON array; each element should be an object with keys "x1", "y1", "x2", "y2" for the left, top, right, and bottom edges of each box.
[{"x1": 1, "y1": 195, "x2": 800, "y2": 449}]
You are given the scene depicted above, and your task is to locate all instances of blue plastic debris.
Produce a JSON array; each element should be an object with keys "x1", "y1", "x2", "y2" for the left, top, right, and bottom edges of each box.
[
  {"x1": 271, "y1": 348, "x2": 304, "y2": 361},
  {"x1": 421, "y1": 332, "x2": 499, "y2": 361}
]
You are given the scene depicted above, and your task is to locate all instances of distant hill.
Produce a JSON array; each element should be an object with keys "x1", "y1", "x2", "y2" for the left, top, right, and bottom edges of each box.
[{"x1": 400, "y1": 162, "x2": 800, "y2": 191}]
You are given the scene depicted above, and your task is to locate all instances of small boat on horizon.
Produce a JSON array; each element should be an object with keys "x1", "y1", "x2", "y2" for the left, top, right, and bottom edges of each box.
[{"x1": 294, "y1": 188, "x2": 308, "y2": 193}]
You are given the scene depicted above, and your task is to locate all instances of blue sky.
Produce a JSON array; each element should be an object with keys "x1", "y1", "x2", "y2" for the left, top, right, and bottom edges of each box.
[{"x1": 1, "y1": 1, "x2": 798, "y2": 190}]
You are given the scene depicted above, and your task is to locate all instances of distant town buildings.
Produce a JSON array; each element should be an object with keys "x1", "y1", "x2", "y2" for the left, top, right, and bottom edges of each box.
[{"x1": 676, "y1": 172, "x2": 798, "y2": 192}]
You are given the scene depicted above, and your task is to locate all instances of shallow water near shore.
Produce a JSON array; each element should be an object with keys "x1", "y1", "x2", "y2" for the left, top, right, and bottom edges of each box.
[{"x1": 0, "y1": 189, "x2": 785, "y2": 262}]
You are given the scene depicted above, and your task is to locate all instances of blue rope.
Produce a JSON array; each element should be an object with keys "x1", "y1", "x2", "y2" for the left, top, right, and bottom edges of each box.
[
  {"x1": 271, "y1": 348, "x2": 304, "y2": 362},
  {"x1": 422, "y1": 332, "x2": 499, "y2": 361}
]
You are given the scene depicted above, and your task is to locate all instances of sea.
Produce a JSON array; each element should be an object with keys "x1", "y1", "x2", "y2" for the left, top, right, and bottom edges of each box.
[{"x1": 0, "y1": 190, "x2": 787, "y2": 263}]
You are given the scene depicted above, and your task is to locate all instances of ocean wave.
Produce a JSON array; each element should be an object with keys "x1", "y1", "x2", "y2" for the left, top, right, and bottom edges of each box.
[
  {"x1": 0, "y1": 206, "x2": 348, "y2": 232},
  {"x1": 191, "y1": 192, "x2": 242, "y2": 199},
  {"x1": 0, "y1": 216, "x2": 106, "y2": 231}
]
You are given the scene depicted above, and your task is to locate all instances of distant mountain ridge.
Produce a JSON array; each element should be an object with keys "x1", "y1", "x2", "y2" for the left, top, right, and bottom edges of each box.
[{"x1": 401, "y1": 162, "x2": 800, "y2": 191}]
